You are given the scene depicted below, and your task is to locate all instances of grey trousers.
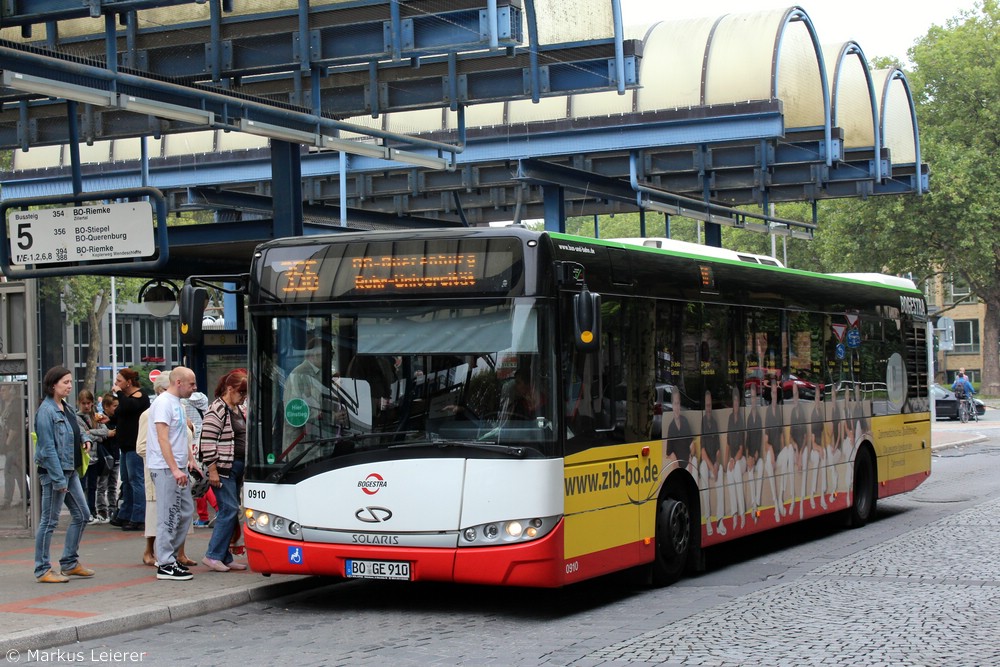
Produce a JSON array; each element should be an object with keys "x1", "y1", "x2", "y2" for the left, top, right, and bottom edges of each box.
[{"x1": 150, "y1": 468, "x2": 194, "y2": 567}]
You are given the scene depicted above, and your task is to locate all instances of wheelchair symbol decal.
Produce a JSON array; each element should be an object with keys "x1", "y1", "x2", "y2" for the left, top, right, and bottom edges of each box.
[{"x1": 288, "y1": 546, "x2": 303, "y2": 565}]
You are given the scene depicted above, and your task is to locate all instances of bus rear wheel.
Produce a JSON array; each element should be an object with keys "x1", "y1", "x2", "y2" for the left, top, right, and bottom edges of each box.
[
  {"x1": 846, "y1": 446, "x2": 877, "y2": 527},
  {"x1": 651, "y1": 494, "x2": 692, "y2": 585}
]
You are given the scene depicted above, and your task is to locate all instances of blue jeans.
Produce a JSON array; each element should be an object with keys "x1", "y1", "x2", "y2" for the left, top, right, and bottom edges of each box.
[
  {"x1": 117, "y1": 451, "x2": 146, "y2": 523},
  {"x1": 205, "y1": 460, "x2": 244, "y2": 563},
  {"x1": 34, "y1": 470, "x2": 88, "y2": 578}
]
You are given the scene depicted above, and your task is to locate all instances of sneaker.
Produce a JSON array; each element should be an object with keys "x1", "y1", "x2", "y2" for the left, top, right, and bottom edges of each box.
[
  {"x1": 225, "y1": 561, "x2": 248, "y2": 571},
  {"x1": 175, "y1": 562, "x2": 192, "y2": 575},
  {"x1": 156, "y1": 563, "x2": 193, "y2": 581},
  {"x1": 60, "y1": 563, "x2": 95, "y2": 578},
  {"x1": 98, "y1": 512, "x2": 110, "y2": 524},
  {"x1": 193, "y1": 520, "x2": 210, "y2": 528},
  {"x1": 37, "y1": 569, "x2": 69, "y2": 583},
  {"x1": 202, "y1": 557, "x2": 230, "y2": 572},
  {"x1": 108, "y1": 516, "x2": 125, "y2": 527},
  {"x1": 87, "y1": 516, "x2": 100, "y2": 525}
]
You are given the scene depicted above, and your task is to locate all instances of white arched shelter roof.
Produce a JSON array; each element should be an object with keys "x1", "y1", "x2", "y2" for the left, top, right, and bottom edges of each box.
[
  {"x1": 8, "y1": 5, "x2": 924, "y2": 201},
  {"x1": 825, "y1": 42, "x2": 879, "y2": 151},
  {"x1": 874, "y1": 68, "x2": 920, "y2": 166},
  {"x1": 385, "y1": 6, "x2": 845, "y2": 155}
]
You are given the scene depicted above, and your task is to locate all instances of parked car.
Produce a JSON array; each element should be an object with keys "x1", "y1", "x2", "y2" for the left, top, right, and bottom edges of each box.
[
  {"x1": 614, "y1": 383, "x2": 674, "y2": 435},
  {"x1": 651, "y1": 383, "x2": 674, "y2": 435},
  {"x1": 931, "y1": 383, "x2": 985, "y2": 420},
  {"x1": 744, "y1": 367, "x2": 822, "y2": 402}
]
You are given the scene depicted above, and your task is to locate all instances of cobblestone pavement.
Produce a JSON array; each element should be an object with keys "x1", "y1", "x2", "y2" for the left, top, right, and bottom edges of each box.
[
  {"x1": 584, "y1": 496, "x2": 1000, "y2": 666},
  {"x1": 13, "y1": 435, "x2": 999, "y2": 667}
]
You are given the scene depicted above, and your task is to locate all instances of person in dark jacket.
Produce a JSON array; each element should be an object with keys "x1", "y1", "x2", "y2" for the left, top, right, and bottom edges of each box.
[{"x1": 111, "y1": 368, "x2": 150, "y2": 530}]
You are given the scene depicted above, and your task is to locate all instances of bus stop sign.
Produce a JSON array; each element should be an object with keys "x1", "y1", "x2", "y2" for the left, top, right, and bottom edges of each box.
[{"x1": 7, "y1": 201, "x2": 154, "y2": 265}]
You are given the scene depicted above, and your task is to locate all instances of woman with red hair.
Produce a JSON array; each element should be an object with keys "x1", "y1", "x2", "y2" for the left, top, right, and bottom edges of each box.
[{"x1": 199, "y1": 369, "x2": 249, "y2": 572}]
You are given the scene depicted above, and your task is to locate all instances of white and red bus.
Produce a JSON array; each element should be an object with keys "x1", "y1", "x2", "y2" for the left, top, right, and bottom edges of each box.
[{"x1": 212, "y1": 227, "x2": 931, "y2": 587}]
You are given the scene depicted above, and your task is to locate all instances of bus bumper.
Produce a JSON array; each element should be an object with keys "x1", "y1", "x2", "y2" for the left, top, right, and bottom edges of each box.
[{"x1": 245, "y1": 520, "x2": 567, "y2": 588}]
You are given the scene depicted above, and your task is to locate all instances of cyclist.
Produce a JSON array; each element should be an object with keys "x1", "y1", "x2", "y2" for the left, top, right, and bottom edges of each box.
[{"x1": 951, "y1": 371, "x2": 977, "y2": 420}]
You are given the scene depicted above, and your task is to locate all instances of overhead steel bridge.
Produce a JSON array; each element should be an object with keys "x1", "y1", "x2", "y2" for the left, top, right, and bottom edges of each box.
[{"x1": 0, "y1": 1, "x2": 928, "y2": 277}]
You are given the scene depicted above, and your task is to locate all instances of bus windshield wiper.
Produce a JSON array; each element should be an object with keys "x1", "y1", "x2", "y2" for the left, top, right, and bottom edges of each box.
[
  {"x1": 267, "y1": 435, "x2": 343, "y2": 482},
  {"x1": 387, "y1": 438, "x2": 530, "y2": 457},
  {"x1": 267, "y1": 430, "x2": 424, "y2": 482}
]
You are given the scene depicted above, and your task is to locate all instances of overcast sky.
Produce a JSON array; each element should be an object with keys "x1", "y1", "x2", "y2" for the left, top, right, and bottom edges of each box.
[{"x1": 618, "y1": 0, "x2": 979, "y2": 64}]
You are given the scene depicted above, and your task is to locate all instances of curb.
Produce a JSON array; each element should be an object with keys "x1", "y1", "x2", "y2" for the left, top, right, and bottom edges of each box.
[
  {"x1": 0, "y1": 576, "x2": 320, "y2": 656},
  {"x1": 932, "y1": 434, "x2": 990, "y2": 451}
]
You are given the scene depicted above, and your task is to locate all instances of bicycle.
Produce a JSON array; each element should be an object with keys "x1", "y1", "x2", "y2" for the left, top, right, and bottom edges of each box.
[{"x1": 957, "y1": 393, "x2": 978, "y2": 423}]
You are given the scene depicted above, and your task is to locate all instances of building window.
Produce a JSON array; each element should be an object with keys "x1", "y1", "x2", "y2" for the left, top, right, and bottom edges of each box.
[
  {"x1": 73, "y1": 322, "x2": 89, "y2": 366},
  {"x1": 73, "y1": 322, "x2": 90, "y2": 391},
  {"x1": 924, "y1": 278, "x2": 938, "y2": 309},
  {"x1": 140, "y1": 319, "x2": 166, "y2": 364},
  {"x1": 949, "y1": 274, "x2": 971, "y2": 303},
  {"x1": 115, "y1": 320, "x2": 135, "y2": 367},
  {"x1": 952, "y1": 369, "x2": 980, "y2": 384},
  {"x1": 953, "y1": 319, "x2": 980, "y2": 354}
]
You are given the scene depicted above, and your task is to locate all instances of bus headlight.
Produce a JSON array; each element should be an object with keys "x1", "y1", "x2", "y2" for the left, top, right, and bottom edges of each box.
[
  {"x1": 459, "y1": 515, "x2": 559, "y2": 547},
  {"x1": 244, "y1": 509, "x2": 302, "y2": 541}
]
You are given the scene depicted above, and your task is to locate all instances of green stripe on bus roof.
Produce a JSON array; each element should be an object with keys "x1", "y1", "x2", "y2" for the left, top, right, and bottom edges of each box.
[{"x1": 547, "y1": 232, "x2": 923, "y2": 295}]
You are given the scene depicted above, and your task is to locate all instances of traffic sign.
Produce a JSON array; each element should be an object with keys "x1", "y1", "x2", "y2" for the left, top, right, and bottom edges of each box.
[
  {"x1": 284, "y1": 398, "x2": 310, "y2": 427},
  {"x1": 7, "y1": 201, "x2": 155, "y2": 266},
  {"x1": 149, "y1": 369, "x2": 162, "y2": 383}
]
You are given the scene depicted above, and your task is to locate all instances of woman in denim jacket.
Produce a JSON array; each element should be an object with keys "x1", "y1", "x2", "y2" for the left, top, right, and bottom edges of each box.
[{"x1": 33, "y1": 366, "x2": 94, "y2": 583}]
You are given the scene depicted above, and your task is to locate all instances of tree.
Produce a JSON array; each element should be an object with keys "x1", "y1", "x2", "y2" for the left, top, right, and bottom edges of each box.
[
  {"x1": 41, "y1": 276, "x2": 143, "y2": 393},
  {"x1": 809, "y1": 2, "x2": 1000, "y2": 394}
]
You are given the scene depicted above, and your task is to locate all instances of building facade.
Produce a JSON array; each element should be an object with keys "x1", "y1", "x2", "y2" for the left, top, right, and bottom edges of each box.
[{"x1": 926, "y1": 273, "x2": 985, "y2": 386}]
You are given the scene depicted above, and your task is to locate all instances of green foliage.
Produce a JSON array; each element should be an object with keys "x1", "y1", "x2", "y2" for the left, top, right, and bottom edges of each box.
[
  {"x1": 806, "y1": 1, "x2": 1000, "y2": 391},
  {"x1": 39, "y1": 276, "x2": 144, "y2": 324}
]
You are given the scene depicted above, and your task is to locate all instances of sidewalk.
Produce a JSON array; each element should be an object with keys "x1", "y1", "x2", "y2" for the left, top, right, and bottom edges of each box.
[
  {"x1": 0, "y1": 521, "x2": 316, "y2": 656},
  {"x1": 0, "y1": 425, "x2": 991, "y2": 655}
]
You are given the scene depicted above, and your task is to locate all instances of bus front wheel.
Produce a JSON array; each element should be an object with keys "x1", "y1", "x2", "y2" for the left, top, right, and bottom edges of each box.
[
  {"x1": 651, "y1": 494, "x2": 692, "y2": 585},
  {"x1": 845, "y1": 446, "x2": 877, "y2": 528}
]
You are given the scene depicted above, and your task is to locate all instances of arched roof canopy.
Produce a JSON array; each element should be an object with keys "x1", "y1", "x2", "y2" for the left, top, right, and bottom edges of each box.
[
  {"x1": 875, "y1": 67, "x2": 921, "y2": 167},
  {"x1": 2, "y1": 4, "x2": 928, "y2": 249}
]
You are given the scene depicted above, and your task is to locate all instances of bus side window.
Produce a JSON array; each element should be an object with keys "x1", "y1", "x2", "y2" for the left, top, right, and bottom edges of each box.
[{"x1": 563, "y1": 296, "x2": 618, "y2": 449}]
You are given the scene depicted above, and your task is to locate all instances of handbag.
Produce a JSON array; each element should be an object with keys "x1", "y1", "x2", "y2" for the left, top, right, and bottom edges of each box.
[
  {"x1": 97, "y1": 443, "x2": 114, "y2": 470},
  {"x1": 188, "y1": 464, "x2": 210, "y2": 498},
  {"x1": 66, "y1": 402, "x2": 89, "y2": 477}
]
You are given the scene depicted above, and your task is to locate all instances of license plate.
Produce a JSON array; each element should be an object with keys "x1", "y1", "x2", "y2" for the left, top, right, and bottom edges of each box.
[{"x1": 345, "y1": 559, "x2": 411, "y2": 581}]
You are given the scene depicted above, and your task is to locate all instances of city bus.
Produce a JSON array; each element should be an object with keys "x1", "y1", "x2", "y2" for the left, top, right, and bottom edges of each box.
[{"x1": 208, "y1": 227, "x2": 931, "y2": 587}]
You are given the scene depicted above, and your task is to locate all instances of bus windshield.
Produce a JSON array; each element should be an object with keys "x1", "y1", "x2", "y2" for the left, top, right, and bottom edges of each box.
[{"x1": 249, "y1": 298, "x2": 558, "y2": 482}]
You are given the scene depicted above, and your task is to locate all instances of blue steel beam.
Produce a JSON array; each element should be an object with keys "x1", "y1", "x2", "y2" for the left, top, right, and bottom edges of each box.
[
  {"x1": 0, "y1": 0, "x2": 203, "y2": 27},
  {"x1": 0, "y1": 102, "x2": 924, "y2": 220},
  {"x1": 0, "y1": 43, "x2": 463, "y2": 155},
  {"x1": 6, "y1": 1, "x2": 525, "y2": 78},
  {"x1": 0, "y1": 38, "x2": 638, "y2": 122}
]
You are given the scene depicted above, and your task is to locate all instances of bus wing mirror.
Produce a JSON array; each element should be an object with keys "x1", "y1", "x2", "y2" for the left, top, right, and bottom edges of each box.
[
  {"x1": 574, "y1": 288, "x2": 601, "y2": 352},
  {"x1": 179, "y1": 283, "x2": 209, "y2": 345}
]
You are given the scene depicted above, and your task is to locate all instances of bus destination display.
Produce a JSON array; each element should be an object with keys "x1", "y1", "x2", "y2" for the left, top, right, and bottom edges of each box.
[
  {"x1": 271, "y1": 239, "x2": 520, "y2": 298},
  {"x1": 352, "y1": 253, "x2": 479, "y2": 291}
]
